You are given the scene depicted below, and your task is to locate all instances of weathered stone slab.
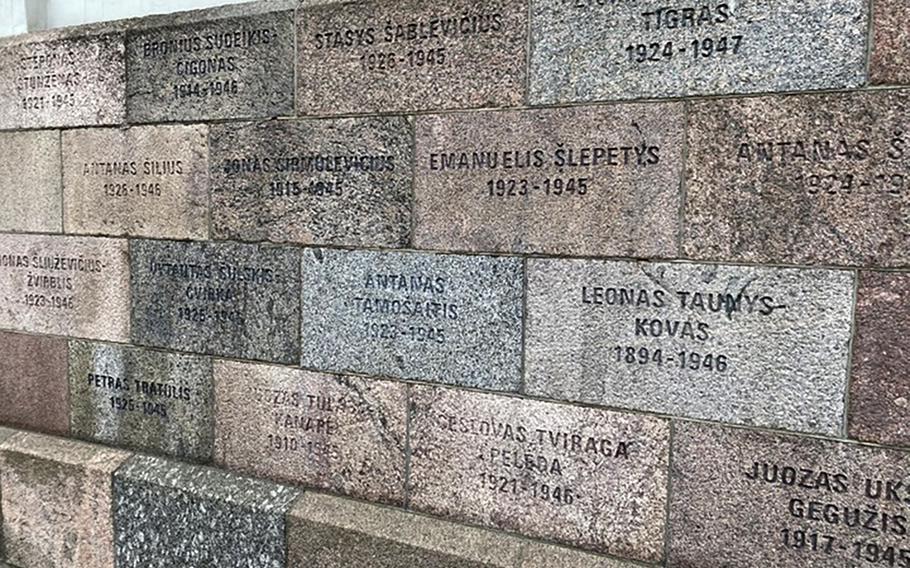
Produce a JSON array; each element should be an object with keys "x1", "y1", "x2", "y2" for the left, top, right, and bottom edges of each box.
[
  {"x1": 126, "y1": 11, "x2": 295, "y2": 122},
  {"x1": 0, "y1": 332, "x2": 68, "y2": 435},
  {"x1": 131, "y1": 239, "x2": 300, "y2": 363},
  {"x1": 529, "y1": 0, "x2": 867, "y2": 104},
  {"x1": 414, "y1": 103, "x2": 683, "y2": 256},
  {"x1": 0, "y1": 34, "x2": 125, "y2": 129},
  {"x1": 684, "y1": 90, "x2": 910, "y2": 267},
  {"x1": 871, "y1": 0, "x2": 910, "y2": 85},
  {"x1": 0, "y1": 130, "x2": 61, "y2": 233},
  {"x1": 62, "y1": 124, "x2": 209, "y2": 240},
  {"x1": 849, "y1": 272, "x2": 910, "y2": 447},
  {"x1": 300, "y1": 249, "x2": 523, "y2": 390},
  {"x1": 526, "y1": 258, "x2": 854, "y2": 435},
  {"x1": 289, "y1": 492, "x2": 637, "y2": 568},
  {"x1": 0, "y1": 235, "x2": 130, "y2": 342},
  {"x1": 297, "y1": 0, "x2": 527, "y2": 115},
  {"x1": 0, "y1": 432, "x2": 131, "y2": 568},
  {"x1": 69, "y1": 341, "x2": 213, "y2": 461},
  {"x1": 113, "y1": 455, "x2": 300, "y2": 568},
  {"x1": 213, "y1": 360, "x2": 407, "y2": 504},
  {"x1": 670, "y1": 421, "x2": 910, "y2": 567},
  {"x1": 408, "y1": 386, "x2": 670, "y2": 562},
  {"x1": 210, "y1": 117, "x2": 412, "y2": 247}
]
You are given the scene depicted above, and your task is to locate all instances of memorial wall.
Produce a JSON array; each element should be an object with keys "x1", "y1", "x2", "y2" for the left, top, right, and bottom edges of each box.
[{"x1": 0, "y1": 0, "x2": 907, "y2": 566}]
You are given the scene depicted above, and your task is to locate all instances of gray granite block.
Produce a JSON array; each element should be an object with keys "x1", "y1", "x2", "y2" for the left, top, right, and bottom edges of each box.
[
  {"x1": 0, "y1": 130, "x2": 61, "y2": 233},
  {"x1": 113, "y1": 454, "x2": 300, "y2": 568},
  {"x1": 300, "y1": 248, "x2": 523, "y2": 390}
]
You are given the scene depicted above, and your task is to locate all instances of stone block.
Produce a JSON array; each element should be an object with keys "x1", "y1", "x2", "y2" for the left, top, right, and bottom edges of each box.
[
  {"x1": 62, "y1": 124, "x2": 209, "y2": 240},
  {"x1": 213, "y1": 360, "x2": 407, "y2": 504},
  {"x1": 0, "y1": 130, "x2": 61, "y2": 233},
  {"x1": 68, "y1": 340, "x2": 213, "y2": 461},
  {"x1": 210, "y1": 116, "x2": 412, "y2": 247},
  {"x1": 525, "y1": 258, "x2": 855, "y2": 435},
  {"x1": 414, "y1": 102, "x2": 683, "y2": 256},
  {"x1": 0, "y1": 331, "x2": 68, "y2": 435},
  {"x1": 300, "y1": 248, "x2": 523, "y2": 390},
  {"x1": 871, "y1": 0, "x2": 910, "y2": 85}
]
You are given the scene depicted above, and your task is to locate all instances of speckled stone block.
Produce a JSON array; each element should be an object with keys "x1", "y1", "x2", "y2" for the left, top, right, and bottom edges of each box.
[
  {"x1": 526, "y1": 258, "x2": 854, "y2": 435},
  {"x1": 131, "y1": 239, "x2": 300, "y2": 363},
  {"x1": 0, "y1": 234, "x2": 130, "y2": 341},
  {"x1": 213, "y1": 360, "x2": 407, "y2": 504},
  {"x1": 408, "y1": 386, "x2": 670, "y2": 562},
  {"x1": 871, "y1": 0, "x2": 910, "y2": 85},
  {"x1": 113, "y1": 455, "x2": 300, "y2": 568},
  {"x1": 210, "y1": 116, "x2": 413, "y2": 247},
  {"x1": 530, "y1": 0, "x2": 867, "y2": 104},
  {"x1": 684, "y1": 90, "x2": 910, "y2": 267},
  {"x1": 62, "y1": 125, "x2": 209, "y2": 240},
  {"x1": 849, "y1": 272, "x2": 910, "y2": 446},
  {"x1": 288, "y1": 492, "x2": 637, "y2": 568},
  {"x1": 0, "y1": 432, "x2": 131, "y2": 568},
  {"x1": 69, "y1": 341, "x2": 213, "y2": 461},
  {"x1": 300, "y1": 248, "x2": 523, "y2": 390},
  {"x1": 126, "y1": 11, "x2": 295, "y2": 122},
  {"x1": 0, "y1": 332, "x2": 68, "y2": 435},
  {"x1": 414, "y1": 102, "x2": 683, "y2": 256},
  {"x1": 0, "y1": 130, "x2": 61, "y2": 233},
  {"x1": 0, "y1": 33, "x2": 125, "y2": 129},
  {"x1": 297, "y1": 0, "x2": 527, "y2": 115},
  {"x1": 670, "y1": 421, "x2": 910, "y2": 567}
]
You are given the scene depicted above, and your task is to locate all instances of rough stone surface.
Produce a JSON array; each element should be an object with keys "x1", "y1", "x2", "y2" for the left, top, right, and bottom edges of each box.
[
  {"x1": 684, "y1": 90, "x2": 910, "y2": 267},
  {"x1": 213, "y1": 360, "x2": 407, "y2": 504},
  {"x1": 210, "y1": 117, "x2": 413, "y2": 247},
  {"x1": 126, "y1": 11, "x2": 295, "y2": 123},
  {"x1": 0, "y1": 234, "x2": 130, "y2": 341},
  {"x1": 669, "y1": 421, "x2": 910, "y2": 567},
  {"x1": 526, "y1": 258, "x2": 855, "y2": 435},
  {"x1": 0, "y1": 332, "x2": 68, "y2": 435},
  {"x1": 288, "y1": 492, "x2": 635, "y2": 568},
  {"x1": 414, "y1": 103, "x2": 683, "y2": 256},
  {"x1": 69, "y1": 341, "x2": 213, "y2": 461},
  {"x1": 0, "y1": 130, "x2": 61, "y2": 233},
  {"x1": 871, "y1": 0, "x2": 910, "y2": 85},
  {"x1": 529, "y1": 0, "x2": 867, "y2": 104},
  {"x1": 0, "y1": 33, "x2": 125, "y2": 129},
  {"x1": 408, "y1": 386, "x2": 670, "y2": 562},
  {"x1": 849, "y1": 272, "x2": 910, "y2": 446},
  {"x1": 113, "y1": 455, "x2": 300, "y2": 568},
  {"x1": 300, "y1": 248, "x2": 523, "y2": 390},
  {"x1": 131, "y1": 239, "x2": 300, "y2": 364},
  {"x1": 62, "y1": 124, "x2": 209, "y2": 240},
  {"x1": 0, "y1": 432, "x2": 131, "y2": 568},
  {"x1": 297, "y1": 0, "x2": 527, "y2": 115}
]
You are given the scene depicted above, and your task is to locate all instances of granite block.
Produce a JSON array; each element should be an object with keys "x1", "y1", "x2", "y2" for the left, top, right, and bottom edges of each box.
[
  {"x1": 0, "y1": 432, "x2": 131, "y2": 568},
  {"x1": 414, "y1": 102, "x2": 683, "y2": 256},
  {"x1": 62, "y1": 124, "x2": 209, "y2": 240},
  {"x1": 213, "y1": 360, "x2": 407, "y2": 504},
  {"x1": 871, "y1": 0, "x2": 910, "y2": 85},
  {"x1": 297, "y1": 0, "x2": 527, "y2": 115},
  {"x1": 0, "y1": 332, "x2": 68, "y2": 435},
  {"x1": 113, "y1": 454, "x2": 300, "y2": 568},
  {"x1": 530, "y1": 0, "x2": 867, "y2": 104},
  {"x1": 210, "y1": 116, "x2": 413, "y2": 247},
  {"x1": 684, "y1": 90, "x2": 910, "y2": 267},
  {"x1": 0, "y1": 234, "x2": 130, "y2": 341},
  {"x1": 288, "y1": 492, "x2": 636, "y2": 567},
  {"x1": 0, "y1": 130, "x2": 61, "y2": 233},
  {"x1": 0, "y1": 33, "x2": 125, "y2": 129},
  {"x1": 126, "y1": 11, "x2": 295, "y2": 122},
  {"x1": 69, "y1": 341, "x2": 213, "y2": 461},
  {"x1": 408, "y1": 386, "x2": 670, "y2": 562},
  {"x1": 526, "y1": 258, "x2": 854, "y2": 435},
  {"x1": 669, "y1": 420, "x2": 910, "y2": 567},
  {"x1": 300, "y1": 248, "x2": 523, "y2": 390},
  {"x1": 849, "y1": 272, "x2": 910, "y2": 447},
  {"x1": 130, "y1": 239, "x2": 300, "y2": 363}
]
